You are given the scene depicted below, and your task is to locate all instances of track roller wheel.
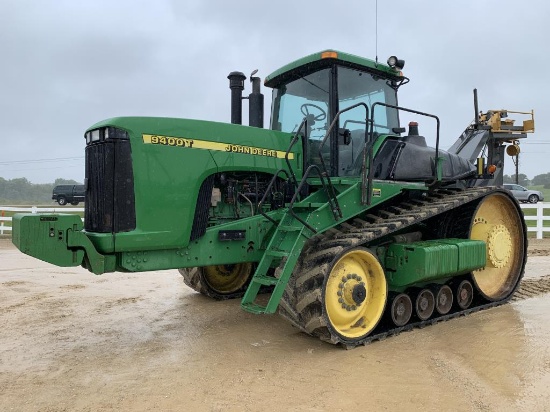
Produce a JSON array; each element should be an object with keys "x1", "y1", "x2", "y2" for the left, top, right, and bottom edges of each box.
[
  {"x1": 323, "y1": 248, "x2": 387, "y2": 342},
  {"x1": 415, "y1": 289, "x2": 435, "y2": 321},
  {"x1": 456, "y1": 280, "x2": 474, "y2": 309},
  {"x1": 470, "y1": 192, "x2": 526, "y2": 301},
  {"x1": 435, "y1": 285, "x2": 453, "y2": 315},
  {"x1": 390, "y1": 293, "x2": 413, "y2": 327},
  {"x1": 179, "y1": 263, "x2": 253, "y2": 299}
]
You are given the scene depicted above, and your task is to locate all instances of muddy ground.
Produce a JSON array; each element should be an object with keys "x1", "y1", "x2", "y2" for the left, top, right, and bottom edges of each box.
[{"x1": 1, "y1": 238, "x2": 550, "y2": 411}]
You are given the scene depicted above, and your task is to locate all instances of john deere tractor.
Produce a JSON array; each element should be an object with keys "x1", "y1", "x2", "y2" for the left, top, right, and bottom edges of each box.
[{"x1": 13, "y1": 50, "x2": 534, "y2": 347}]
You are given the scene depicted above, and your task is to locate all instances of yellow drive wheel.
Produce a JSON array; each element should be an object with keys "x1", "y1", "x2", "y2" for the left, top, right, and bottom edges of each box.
[
  {"x1": 202, "y1": 263, "x2": 253, "y2": 295},
  {"x1": 470, "y1": 192, "x2": 525, "y2": 301},
  {"x1": 324, "y1": 248, "x2": 387, "y2": 340}
]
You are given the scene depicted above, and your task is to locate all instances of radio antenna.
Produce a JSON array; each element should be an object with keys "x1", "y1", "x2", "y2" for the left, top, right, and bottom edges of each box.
[{"x1": 375, "y1": 0, "x2": 379, "y2": 64}]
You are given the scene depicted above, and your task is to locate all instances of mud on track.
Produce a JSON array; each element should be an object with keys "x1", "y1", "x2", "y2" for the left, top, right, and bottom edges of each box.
[{"x1": 1, "y1": 237, "x2": 550, "y2": 411}]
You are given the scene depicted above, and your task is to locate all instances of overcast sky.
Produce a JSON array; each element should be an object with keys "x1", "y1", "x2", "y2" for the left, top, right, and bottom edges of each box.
[{"x1": 1, "y1": 0, "x2": 548, "y2": 184}]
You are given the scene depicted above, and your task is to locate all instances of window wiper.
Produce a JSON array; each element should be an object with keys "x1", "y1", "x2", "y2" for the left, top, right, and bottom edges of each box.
[{"x1": 299, "y1": 76, "x2": 328, "y2": 95}]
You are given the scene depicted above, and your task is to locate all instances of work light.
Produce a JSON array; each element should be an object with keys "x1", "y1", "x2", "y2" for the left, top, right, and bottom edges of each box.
[
  {"x1": 387, "y1": 56, "x2": 405, "y2": 70},
  {"x1": 91, "y1": 129, "x2": 100, "y2": 142}
]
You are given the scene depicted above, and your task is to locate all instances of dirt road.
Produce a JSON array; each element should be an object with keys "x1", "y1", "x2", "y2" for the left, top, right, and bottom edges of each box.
[{"x1": 1, "y1": 238, "x2": 550, "y2": 411}]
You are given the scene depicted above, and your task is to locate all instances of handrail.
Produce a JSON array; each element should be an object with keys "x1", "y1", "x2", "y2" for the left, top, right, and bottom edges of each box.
[
  {"x1": 369, "y1": 103, "x2": 441, "y2": 199},
  {"x1": 284, "y1": 118, "x2": 309, "y2": 190},
  {"x1": 257, "y1": 169, "x2": 291, "y2": 225},
  {"x1": 287, "y1": 164, "x2": 335, "y2": 234},
  {"x1": 483, "y1": 109, "x2": 535, "y2": 134},
  {"x1": 318, "y1": 102, "x2": 370, "y2": 219},
  {"x1": 256, "y1": 118, "x2": 307, "y2": 225}
]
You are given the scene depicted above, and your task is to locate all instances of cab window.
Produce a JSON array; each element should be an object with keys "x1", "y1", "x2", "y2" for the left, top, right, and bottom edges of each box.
[
  {"x1": 337, "y1": 67, "x2": 399, "y2": 176},
  {"x1": 271, "y1": 68, "x2": 330, "y2": 168}
]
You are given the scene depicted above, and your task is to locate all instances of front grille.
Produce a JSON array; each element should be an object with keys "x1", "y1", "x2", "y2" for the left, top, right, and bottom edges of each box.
[{"x1": 85, "y1": 137, "x2": 135, "y2": 233}]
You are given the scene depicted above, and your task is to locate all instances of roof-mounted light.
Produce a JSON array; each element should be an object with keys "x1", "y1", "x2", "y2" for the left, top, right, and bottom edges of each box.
[
  {"x1": 387, "y1": 55, "x2": 405, "y2": 71},
  {"x1": 321, "y1": 51, "x2": 338, "y2": 59}
]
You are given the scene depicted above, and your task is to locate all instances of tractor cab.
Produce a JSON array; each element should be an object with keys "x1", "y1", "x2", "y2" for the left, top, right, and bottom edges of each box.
[
  {"x1": 265, "y1": 50, "x2": 404, "y2": 177},
  {"x1": 265, "y1": 50, "x2": 476, "y2": 183}
]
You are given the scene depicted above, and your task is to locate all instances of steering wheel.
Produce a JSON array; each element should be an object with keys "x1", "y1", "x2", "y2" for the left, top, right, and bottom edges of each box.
[{"x1": 301, "y1": 103, "x2": 327, "y2": 121}]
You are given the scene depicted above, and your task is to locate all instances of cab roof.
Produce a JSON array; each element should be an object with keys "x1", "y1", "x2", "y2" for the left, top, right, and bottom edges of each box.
[{"x1": 264, "y1": 49, "x2": 402, "y2": 88}]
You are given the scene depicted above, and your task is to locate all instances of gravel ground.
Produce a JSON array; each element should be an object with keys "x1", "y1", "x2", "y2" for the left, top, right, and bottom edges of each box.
[{"x1": 1, "y1": 238, "x2": 550, "y2": 411}]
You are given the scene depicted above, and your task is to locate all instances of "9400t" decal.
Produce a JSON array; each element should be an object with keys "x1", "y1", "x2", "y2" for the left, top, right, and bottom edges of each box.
[
  {"x1": 146, "y1": 135, "x2": 194, "y2": 147},
  {"x1": 142, "y1": 134, "x2": 293, "y2": 160}
]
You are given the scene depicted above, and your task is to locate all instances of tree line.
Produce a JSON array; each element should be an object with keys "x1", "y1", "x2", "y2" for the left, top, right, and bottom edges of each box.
[
  {"x1": 2, "y1": 172, "x2": 549, "y2": 204},
  {"x1": 504, "y1": 173, "x2": 550, "y2": 188},
  {"x1": 0, "y1": 177, "x2": 82, "y2": 204}
]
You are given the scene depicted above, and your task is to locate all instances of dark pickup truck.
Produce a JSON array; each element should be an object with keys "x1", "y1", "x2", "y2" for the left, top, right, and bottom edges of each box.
[{"x1": 52, "y1": 184, "x2": 86, "y2": 206}]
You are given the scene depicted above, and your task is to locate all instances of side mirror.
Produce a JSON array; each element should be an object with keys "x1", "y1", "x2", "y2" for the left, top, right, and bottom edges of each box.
[{"x1": 338, "y1": 128, "x2": 352, "y2": 145}]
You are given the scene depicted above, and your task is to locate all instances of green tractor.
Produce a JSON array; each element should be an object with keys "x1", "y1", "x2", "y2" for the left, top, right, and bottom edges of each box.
[{"x1": 13, "y1": 50, "x2": 532, "y2": 347}]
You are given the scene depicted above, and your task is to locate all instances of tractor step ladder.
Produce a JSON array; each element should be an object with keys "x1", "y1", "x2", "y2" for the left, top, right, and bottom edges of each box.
[{"x1": 241, "y1": 211, "x2": 313, "y2": 314}]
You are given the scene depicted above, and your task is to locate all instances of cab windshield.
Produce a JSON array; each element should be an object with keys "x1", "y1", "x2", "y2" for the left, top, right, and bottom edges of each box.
[
  {"x1": 270, "y1": 68, "x2": 330, "y2": 141},
  {"x1": 270, "y1": 65, "x2": 399, "y2": 176}
]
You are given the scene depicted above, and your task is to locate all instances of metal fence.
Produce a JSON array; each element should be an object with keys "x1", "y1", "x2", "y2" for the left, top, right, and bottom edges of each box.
[{"x1": 1, "y1": 203, "x2": 550, "y2": 238}]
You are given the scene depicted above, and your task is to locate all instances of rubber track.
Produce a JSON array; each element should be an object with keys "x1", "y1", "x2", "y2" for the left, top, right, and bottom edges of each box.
[{"x1": 279, "y1": 186, "x2": 528, "y2": 348}]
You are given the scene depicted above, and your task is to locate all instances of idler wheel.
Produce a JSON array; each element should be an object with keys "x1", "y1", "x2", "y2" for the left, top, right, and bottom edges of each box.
[
  {"x1": 456, "y1": 280, "x2": 474, "y2": 309},
  {"x1": 415, "y1": 289, "x2": 435, "y2": 321},
  {"x1": 435, "y1": 285, "x2": 453, "y2": 315},
  {"x1": 323, "y1": 248, "x2": 387, "y2": 340},
  {"x1": 470, "y1": 192, "x2": 525, "y2": 301},
  {"x1": 391, "y1": 293, "x2": 413, "y2": 327}
]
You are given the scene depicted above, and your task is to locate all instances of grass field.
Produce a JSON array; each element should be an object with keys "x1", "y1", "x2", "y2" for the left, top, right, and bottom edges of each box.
[{"x1": 527, "y1": 185, "x2": 550, "y2": 201}]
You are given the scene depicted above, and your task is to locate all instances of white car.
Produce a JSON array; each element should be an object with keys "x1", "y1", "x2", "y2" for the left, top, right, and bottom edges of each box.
[{"x1": 503, "y1": 184, "x2": 544, "y2": 204}]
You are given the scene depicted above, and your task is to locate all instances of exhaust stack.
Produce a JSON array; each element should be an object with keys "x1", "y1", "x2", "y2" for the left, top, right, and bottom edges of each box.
[
  {"x1": 248, "y1": 72, "x2": 264, "y2": 128},
  {"x1": 473, "y1": 88, "x2": 479, "y2": 127},
  {"x1": 227, "y1": 70, "x2": 264, "y2": 128}
]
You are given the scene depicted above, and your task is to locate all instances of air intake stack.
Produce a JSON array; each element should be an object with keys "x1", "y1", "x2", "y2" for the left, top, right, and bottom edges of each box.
[{"x1": 228, "y1": 71, "x2": 246, "y2": 125}]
